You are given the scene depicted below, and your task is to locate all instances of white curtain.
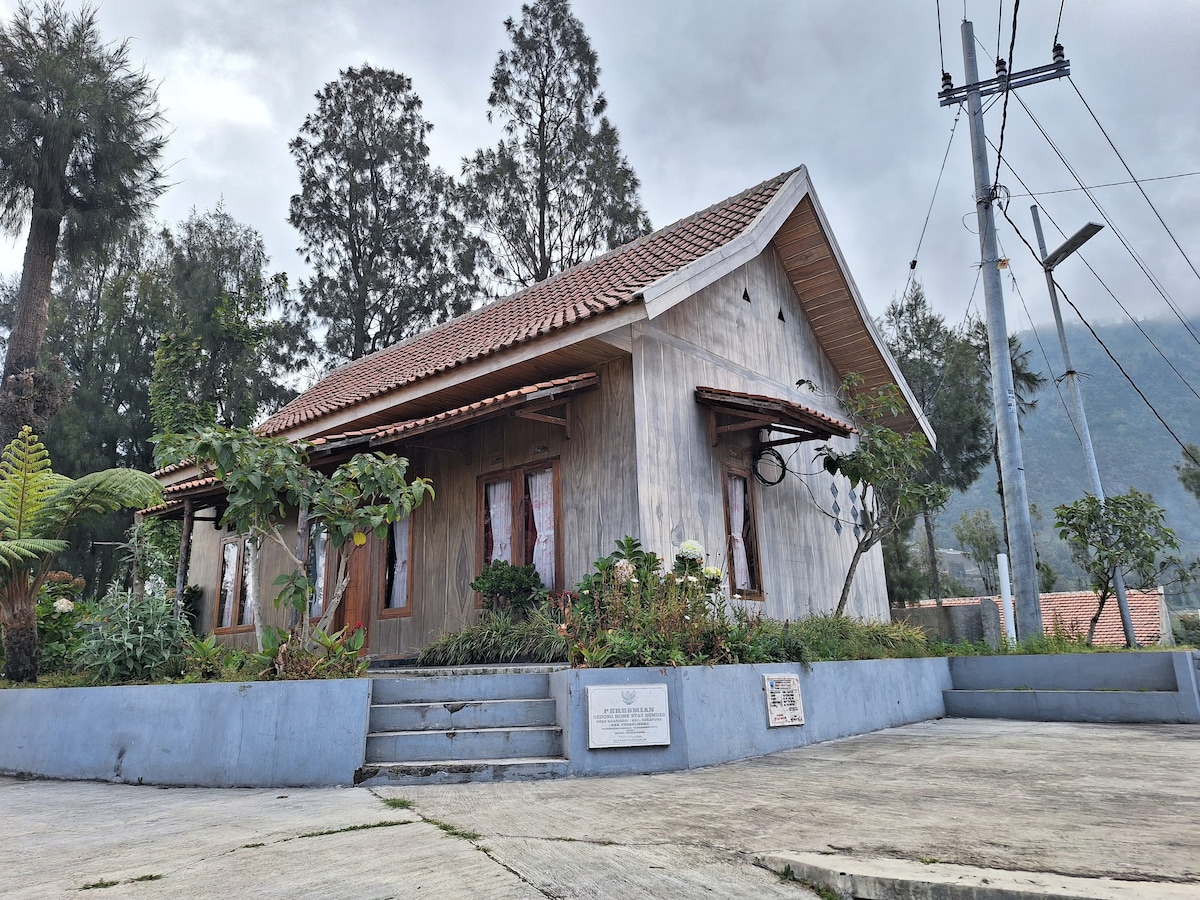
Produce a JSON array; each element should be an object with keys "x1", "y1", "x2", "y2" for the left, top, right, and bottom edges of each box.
[
  {"x1": 240, "y1": 541, "x2": 256, "y2": 626},
  {"x1": 308, "y1": 527, "x2": 327, "y2": 618},
  {"x1": 526, "y1": 468, "x2": 555, "y2": 589},
  {"x1": 727, "y1": 474, "x2": 751, "y2": 590},
  {"x1": 219, "y1": 540, "x2": 239, "y2": 628},
  {"x1": 388, "y1": 515, "x2": 410, "y2": 611},
  {"x1": 486, "y1": 480, "x2": 513, "y2": 563}
]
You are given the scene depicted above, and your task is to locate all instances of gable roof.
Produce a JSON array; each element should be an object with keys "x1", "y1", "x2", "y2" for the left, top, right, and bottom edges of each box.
[
  {"x1": 261, "y1": 169, "x2": 795, "y2": 437},
  {"x1": 259, "y1": 165, "x2": 928, "y2": 443}
]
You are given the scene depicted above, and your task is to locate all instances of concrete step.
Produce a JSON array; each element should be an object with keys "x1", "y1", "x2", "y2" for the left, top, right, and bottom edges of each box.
[
  {"x1": 369, "y1": 670, "x2": 556, "y2": 704},
  {"x1": 369, "y1": 697, "x2": 557, "y2": 732},
  {"x1": 356, "y1": 756, "x2": 569, "y2": 786},
  {"x1": 366, "y1": 724, "x2": 563, "y2": 763},
  {"x1": 944, "y1": 688, "x2": 1196, "y2": 723}
]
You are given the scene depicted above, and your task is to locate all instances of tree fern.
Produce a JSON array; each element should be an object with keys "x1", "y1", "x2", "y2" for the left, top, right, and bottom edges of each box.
[
  {"x1": 0, "y1": 427, "x2": 68, "y2": 539},
  {"x1": 34, "y1": 468, "x2": 163, "y2": 540}
]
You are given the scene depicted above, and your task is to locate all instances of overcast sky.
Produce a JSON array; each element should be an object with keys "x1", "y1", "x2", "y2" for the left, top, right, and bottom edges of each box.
[{"x1": 1, "y1": 0, "x2": 1197, "y2": 346}]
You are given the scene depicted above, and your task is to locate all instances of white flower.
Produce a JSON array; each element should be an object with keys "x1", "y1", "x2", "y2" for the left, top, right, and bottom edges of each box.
[
  {"x1": 702, "y1": 565, "x2": 722, "y2": 580},
  {"x1": 53, "y1": 598, "x2": 75, "y2": 614},
  {"x1": 686, "y1": 575, "x2": 699, "y2": 583},
  {"x1": 677, "y1": 540, "x2": 705, "y2": 560},
  {"x1": 613, "y1": 559, "x2": 636, "y2": 583},
  {"x1": 629, "y1": 576, "x2": 639, "y2": 584}
]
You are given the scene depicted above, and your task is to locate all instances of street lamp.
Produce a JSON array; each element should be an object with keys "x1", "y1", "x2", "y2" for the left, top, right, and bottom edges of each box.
[{"x1": 1030, "y1": 207, "x2": 1137, "y2": 647}]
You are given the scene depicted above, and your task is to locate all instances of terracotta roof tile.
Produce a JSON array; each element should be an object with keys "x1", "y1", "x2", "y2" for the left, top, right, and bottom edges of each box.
[
  {"x1": 260, "y1": 169, "x2": 797, "y2": 437},
  {"x1": 311, "y1": 374, "x2": 600, "y2": 448}
]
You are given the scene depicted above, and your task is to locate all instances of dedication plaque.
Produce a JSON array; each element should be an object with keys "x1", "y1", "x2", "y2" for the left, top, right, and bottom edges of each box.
[
  {"x1": 586, "y1": 683, "x2": 670, "y2": 749},
  {"x1": 764, "y1": 673, "x2": 804, "y2": 727}
]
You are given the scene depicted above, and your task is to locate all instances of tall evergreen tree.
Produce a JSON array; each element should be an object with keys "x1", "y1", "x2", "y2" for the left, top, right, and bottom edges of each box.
[
  {"x1": 462, "y1": 0, "x2": 650, "y2": 290},
  {"x1": 0, "y1": 2, "x2": 165, "y2": 445},
  {"x1": 882, "y1": 283, "x2": 991, "y2": 598},
  {"x1": 151, "y1": 204, "x2": 310, "y2": 438},
  {"x1": 289, "y1": 65, "x2": 478, "y2": 364}
]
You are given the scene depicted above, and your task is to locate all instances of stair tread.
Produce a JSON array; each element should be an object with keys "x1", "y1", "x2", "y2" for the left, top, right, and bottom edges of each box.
[
  {"x1": 367, "y1": 756, "x2": 567, "y2": 767},
  {"x1": 369, "y1": 724, "x2": 562, "y2": 737},
  {"x1": 372, "y1": 698, "x2": 553, "y2": 709}
]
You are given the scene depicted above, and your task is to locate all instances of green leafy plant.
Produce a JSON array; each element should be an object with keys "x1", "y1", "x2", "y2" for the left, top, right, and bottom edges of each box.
[
  {"x1": 76, "y1": 588, "x2": 193, "y2": 683},
  {"x1": 1172, "y1": 612, "x2": 1200, "y2": 647},
  {"x1": 418, "y1": 606, "x2": 568, "y2": 666},
  {"x1": 34, "y1": 572, "x2": 87, "y2": 673},
  {"x1": 0, "y1": 427, "x2": 162, "y2": 682},
  {"x1": 252, "y1": 624, "x2": 370, "y2": 680},
  {"x1": 469, "y1": 560, "x2": 545, "y2": 612},
  {"x1": 815, "y1": 375, "x2": 950, "y2": 616}
]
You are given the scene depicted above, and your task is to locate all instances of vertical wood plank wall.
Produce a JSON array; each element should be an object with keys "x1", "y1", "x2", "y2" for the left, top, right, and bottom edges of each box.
[
  {"x1": 368, "y1": 355, "x2": 639, "y2": 658},
  {"x1": 632, "y1": 245, "x2": 889, "y2": 621}
]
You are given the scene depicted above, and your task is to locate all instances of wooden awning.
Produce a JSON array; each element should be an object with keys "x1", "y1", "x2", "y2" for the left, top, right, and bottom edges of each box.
[{"x1": 694, "y1": 386, "x2": 854, "y2": 447}]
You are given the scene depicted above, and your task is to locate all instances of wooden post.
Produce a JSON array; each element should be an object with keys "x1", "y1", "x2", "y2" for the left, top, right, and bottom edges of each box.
[{"x1": 175, "y1": 498, "x2": 194, "y2": 622}]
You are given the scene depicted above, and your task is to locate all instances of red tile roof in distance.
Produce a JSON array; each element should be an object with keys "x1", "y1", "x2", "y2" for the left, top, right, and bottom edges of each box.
[
  {"x1": 923, "y1": 590, "x2": 1167, "y2": 646},
  {"x1": 259, "y1": 169, "x2": 798, "y2": 437}
]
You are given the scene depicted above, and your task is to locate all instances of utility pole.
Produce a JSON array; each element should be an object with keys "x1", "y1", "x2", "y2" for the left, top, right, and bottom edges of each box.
[
  {"x1": 1031, "y1": 208, "x2": 1138, "y2": 647},
  {"x1": 939, "y1": 21, "x2": 1069, "y2": 639}
]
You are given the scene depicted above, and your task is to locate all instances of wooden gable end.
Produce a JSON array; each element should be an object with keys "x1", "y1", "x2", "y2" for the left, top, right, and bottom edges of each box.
[{"x1": 771, "y1": 196, "x2": 919, "y2": 434}]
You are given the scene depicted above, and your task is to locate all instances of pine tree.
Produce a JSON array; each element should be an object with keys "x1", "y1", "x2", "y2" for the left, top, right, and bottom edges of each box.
[
  {"x1": 462, "y1": 0, "x2": 650, "y2": 290},
  {"x1": 289, "y1": 65, "x2": 479, "y2": 364}
]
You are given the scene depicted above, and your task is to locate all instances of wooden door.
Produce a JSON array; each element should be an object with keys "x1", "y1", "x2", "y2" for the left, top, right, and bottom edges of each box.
[{"x1": 335, "y1": 534, "x2": 383, "y2": 653}]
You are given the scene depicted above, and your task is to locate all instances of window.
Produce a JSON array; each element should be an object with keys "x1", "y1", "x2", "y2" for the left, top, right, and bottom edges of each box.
[
  {"x1": 724, "y1": 467, "x2": 763, "y2": 597},
  {"x1": 216, "y1": 535, "x2": 255, "y2": 631},
  {"x1": 382, "y1": 514, "x2": 413, "y2": 618},
  {"x1": 480, "y1": 462, "x2": 560, "y2": 590},
  {"x1": 308, "y1": 524, "x2": 330, "y2": 620}
]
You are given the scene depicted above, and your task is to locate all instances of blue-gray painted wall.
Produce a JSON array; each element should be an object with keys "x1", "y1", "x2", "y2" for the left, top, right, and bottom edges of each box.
[
  {"x1": 550, "y1": 658, "x2": 953, "y2": 776},
  {"x1": 0, "y1": 679, "x2": 370, "y2": 787}
]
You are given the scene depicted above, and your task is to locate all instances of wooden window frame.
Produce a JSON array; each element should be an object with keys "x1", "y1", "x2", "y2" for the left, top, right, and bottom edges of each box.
[
  {"x1": 214, "y1": 534, "x2": 255, "y2": 634},
  {"x1": 476, "y1": 459, "x2": 563, "y2": 594},
  {"x1": 723, "y1": 464, "x2": 764, "y2": 600},
  {"x1": 307, "y1": 524, "x2": 333, "y2": 624},
  {"x1": 380, "y1": 514, "x2": 415, "y2": 620}
]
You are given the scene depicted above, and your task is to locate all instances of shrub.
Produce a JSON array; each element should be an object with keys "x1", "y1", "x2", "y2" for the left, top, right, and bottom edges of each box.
[
  {"x1": 36, "y1": 572, "x2": 89, "y2": 673},
  {"x1": 470, "y1": 560, "x2": 545, "y2": 611},
  {"x1": 1173, "y1": 612, "x2": 1200, "y2": 648},
  {"x1": 419, "y1": 607, "x2": 568, "y2": 666},
  {"x1": 253, "y1": 625, "x2": 370, "y2": 680},
  {"x1": 76, "y1": 589, "x2": 193, "y2": 683}
]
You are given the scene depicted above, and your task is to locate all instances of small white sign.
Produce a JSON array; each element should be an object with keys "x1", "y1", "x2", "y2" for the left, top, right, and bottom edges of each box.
[
  {"x1": 586, "y1": 683, "x2": 671, "y2": 749},
  {"x1": 764, "y1": 673, "x2": 804, "y2": 727}
]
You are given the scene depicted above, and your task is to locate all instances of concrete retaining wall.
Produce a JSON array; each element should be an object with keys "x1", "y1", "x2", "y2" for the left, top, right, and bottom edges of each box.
[
  {"x1": 944, "y1": 651, "x2": 1200, "y2": 724},
  {"x1": 0, "y1": 679, "x2": 371, "y2": 787},
  {"x1": 550, "y1": 658, "x2": 952, "y2": 777}
]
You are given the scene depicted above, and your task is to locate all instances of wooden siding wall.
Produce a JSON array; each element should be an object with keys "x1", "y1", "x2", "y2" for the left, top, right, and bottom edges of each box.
[
  {"x1": 368, "y1": 355, "x2": 640, "y2": 658},
  {"x1": 633, "y1": 246, "x2": 889, "y2": 621},
  {"x1": 187, "y1": 515, "x2": 299, "y2": 649}
]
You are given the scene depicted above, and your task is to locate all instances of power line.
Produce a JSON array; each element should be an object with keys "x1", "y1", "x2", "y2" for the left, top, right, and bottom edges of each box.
[
  {"x1": 904, "y1": 107, "x2": 962, "y2": 296},
  {"x1": 1053, "y1": 0, "x2": 1065, "y2": 47},
  {"x1": 990, "y1": 154, "x2": 1200, "y2": 405},
  {"x1": 1007, "y1": 170, "x2": 1200, "y2": 198},
  {"x1": 991, "y1": 0, "x2": 1021, "y2": 191},
  {"x1": 1068, "y1": 75, "x2": 1200, "y2": 290},
  {"x1": 1012, "y1": 90, "x2": 1200, "y2": 348}
]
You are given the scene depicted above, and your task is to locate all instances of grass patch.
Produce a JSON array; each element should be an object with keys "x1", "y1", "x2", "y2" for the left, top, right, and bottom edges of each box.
[
  {"x1": 381, "y1": 797, "x2": 414, "y2": 810},
  {"x1": 127, "y1": 874, "x2": 163, "y2": 883},
  {"x1": 241, "y1": 842, "x2": 265, "y2": 849},
  {"x1": 427, "y1": 818, "x2": 481, "y2": 841},
  {"x1": 79, "y1": 880, "x2": 120, "y2": 890},
  {"x1": 297, "y1": 821, "x2": 411, "y2": 838}
]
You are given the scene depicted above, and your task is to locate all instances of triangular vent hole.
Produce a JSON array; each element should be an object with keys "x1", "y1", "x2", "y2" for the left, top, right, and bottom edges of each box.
[{"x1": 742, "y1": 288, "x2": 751, "y2": 303}]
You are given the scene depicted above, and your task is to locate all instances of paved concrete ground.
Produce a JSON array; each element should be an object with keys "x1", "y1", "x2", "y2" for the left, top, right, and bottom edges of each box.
[{"x1": 3, "y1": 719, "x2": 1199, "y2": 898}]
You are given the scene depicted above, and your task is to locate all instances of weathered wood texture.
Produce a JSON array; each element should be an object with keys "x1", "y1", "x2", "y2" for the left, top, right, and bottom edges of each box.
[
  {"x1": 633, "y1": 247, "x2": 888, "y2": 621},
  {"x1": 364, "y1": 355, "x2": 639, "y2": 658},
  {"x1": 187, "y1": 516, "x2": 300, "y2": 649}
]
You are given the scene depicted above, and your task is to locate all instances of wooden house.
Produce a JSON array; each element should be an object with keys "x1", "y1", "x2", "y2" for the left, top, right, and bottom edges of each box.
[{"x1": 153, "y1": 166, "x2": 931, "y2": 659}]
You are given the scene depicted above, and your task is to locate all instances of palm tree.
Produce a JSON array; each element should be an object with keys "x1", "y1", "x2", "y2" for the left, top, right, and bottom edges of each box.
[
  {"x1": 0, "y1": 2, "x2": 166, "y2": 443},
  {"x1": 0, "y1": 426, "x2": 160, "y2": 681}
]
